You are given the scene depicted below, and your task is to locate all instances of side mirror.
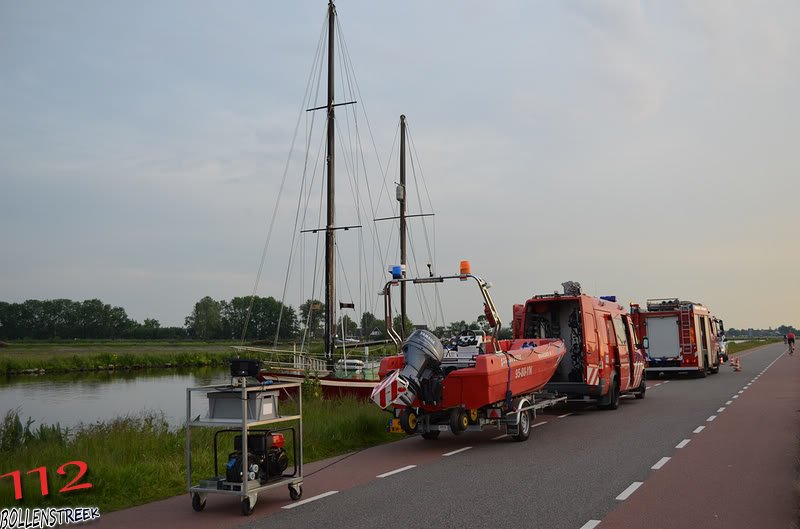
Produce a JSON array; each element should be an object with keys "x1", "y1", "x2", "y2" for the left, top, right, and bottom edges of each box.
[{"x1": 642, "y1": 337, "x2": 649, "y2": 350}]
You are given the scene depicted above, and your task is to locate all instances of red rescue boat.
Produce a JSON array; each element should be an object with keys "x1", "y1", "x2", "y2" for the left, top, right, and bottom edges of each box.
[{"x1": 370, "y1": 264, "x2": 568, "y2": 441}]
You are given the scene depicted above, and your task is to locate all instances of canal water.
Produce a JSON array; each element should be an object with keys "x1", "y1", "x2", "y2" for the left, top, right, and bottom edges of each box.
[
  {"x1": 0, "y1": 365, "x2": 381, "y2": 430},
  {"x1": 0, "y1": 368, "x2": 232, "y2": 430}
]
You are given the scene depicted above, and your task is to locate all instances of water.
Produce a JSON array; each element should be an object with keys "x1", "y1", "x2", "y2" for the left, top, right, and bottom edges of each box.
[
  {"x1": 0, "y1": 368, "x2": 232, "y2": 430},
  {"x1": 0, "y1": 365, "x2": 383, "y2": 430}
]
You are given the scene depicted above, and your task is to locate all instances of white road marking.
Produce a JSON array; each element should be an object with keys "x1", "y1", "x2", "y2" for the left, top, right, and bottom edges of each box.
[
  {"x1": 738, "y1": 390, "x2": 744, "y2": 394},
  {"x1": 676, "y1": 439, "x2": 691, "y2": 448},
  {"x1": 579, "y1": 521, "x2": 602, "y2": 529},
  {"x1": 282, "y1": 490, "x2": 339, "y2": 509},
  {"x1": 707, "y1": 415, "x2": 717, "y2": 422},
  {"x1": 533, "y1": 422, "x2": 547, "y2": 428},
  {"x1": 377, "y1": 465, "x2": 416, "y2": 478},
  {"x1": 725, "y1": 400, "x2": 733, "y2": 405},
  {"x1": 717, "y1": 407, "x2": 726, "y2": 413},
  {"x1": 558, "y1": 413, "x2": 573, "y2": 418},
  {"x1": 663, "y1": 380, "x2": 671, "y2": 384},
  {"x1": 616, "y1": 482, "x2": 643, "y2": 500},
  {"x1": 651, "y1": 457, "x2": 671, "y2": 470},
  {"x1": 443, "y1": 447, "x2": 473, "y2": 457},
  {"x1": 492, "y1": 433, "x2": 509, "y2": 441},
  {"x1": 732, "y1": 395, "x2": 739, "y2": 399},
  {"x1": 694, "y1": 426, "x2": 705, "y2": 433},
  {"x1": 653, "y1": 383, "x2": 662, "y2": 387}
]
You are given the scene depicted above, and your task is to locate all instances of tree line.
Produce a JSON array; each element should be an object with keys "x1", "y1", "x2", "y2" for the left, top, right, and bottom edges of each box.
[{"x1": 0, "y1": 295, "x2": 512, "y2": 342}]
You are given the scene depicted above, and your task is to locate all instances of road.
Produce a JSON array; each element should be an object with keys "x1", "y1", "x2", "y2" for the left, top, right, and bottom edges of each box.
[{"x1": 93, "y1": 343, "x2": 796, "y2": 529}]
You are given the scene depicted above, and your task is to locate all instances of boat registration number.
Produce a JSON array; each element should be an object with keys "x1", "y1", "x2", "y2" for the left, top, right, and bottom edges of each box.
[
  {"x1": 515, "y1": 366, "x2": 533, "y2": 379},
  {"x1": 388, "y1": 418, "x2": 404, "y2": 434}
]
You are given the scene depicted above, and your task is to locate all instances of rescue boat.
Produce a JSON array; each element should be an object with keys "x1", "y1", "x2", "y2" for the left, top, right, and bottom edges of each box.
[{"x1": 370, "y1": 262, "x2": 567, "y2": 440}]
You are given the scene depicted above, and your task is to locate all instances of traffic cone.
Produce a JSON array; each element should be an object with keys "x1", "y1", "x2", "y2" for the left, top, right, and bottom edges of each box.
[{"x1": 731, "y1": 357, "x2": 741, "y2": 372}]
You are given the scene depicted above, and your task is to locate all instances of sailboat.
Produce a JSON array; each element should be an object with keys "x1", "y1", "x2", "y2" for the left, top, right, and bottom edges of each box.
[{"x1": 236, "y1": 2, "x2": 436, "y2": 399}]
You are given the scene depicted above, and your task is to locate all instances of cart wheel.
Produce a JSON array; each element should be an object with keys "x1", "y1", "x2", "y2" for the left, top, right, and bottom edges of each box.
[
  {"x1": 289, "y1": 484, "x2": 303, "y2": 501},
  {"x1": 241, "y1": 497, "x2": 255, "y2": 516},
  {"x1": 191, "y1": 493, "x2": 206, "y2": 512}
]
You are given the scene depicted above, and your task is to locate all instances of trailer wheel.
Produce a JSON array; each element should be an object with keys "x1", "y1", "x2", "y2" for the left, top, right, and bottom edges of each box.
[
  {"x1": 599, "y1": 373, "x2": 620, "y2": 410},
  {"x1": 449, "y1": 409, "x2": 468, "y2": 435},
  {"x1": 512, "y1": 409, "x2": 532, "y2": 442},
  {"x1": 191, "y1": 493, "x2": 206, "y2": 512},
  {"x1": 421, "y1": 431, "x2": 441, "y2": 440},
  {"x1": 399, "y1": 409, "x2": 418, "y2": 434}
]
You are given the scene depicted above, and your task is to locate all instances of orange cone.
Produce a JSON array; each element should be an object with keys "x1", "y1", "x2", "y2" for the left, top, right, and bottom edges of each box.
[{"x1": 731, "y1": 357, "x2": 741, "y2": 372}]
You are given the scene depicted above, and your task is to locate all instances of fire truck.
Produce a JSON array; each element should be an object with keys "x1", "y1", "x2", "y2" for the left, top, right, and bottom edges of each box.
[
  {"x1": 511, "y1": 282, "x2": 647, "y2": 409},
  {"x1": 630, "y1": 299, "x2": 722, "y2": 378}
]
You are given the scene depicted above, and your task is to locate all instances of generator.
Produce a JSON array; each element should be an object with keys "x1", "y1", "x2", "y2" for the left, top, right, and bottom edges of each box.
[{"x1": 225, "y1": 431, "x2": 289, "y2": 484}]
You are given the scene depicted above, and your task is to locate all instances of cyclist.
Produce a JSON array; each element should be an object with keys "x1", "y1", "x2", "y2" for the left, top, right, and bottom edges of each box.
[{"x1": 788, "y1": 332, "x2": 796, "y2": 355}]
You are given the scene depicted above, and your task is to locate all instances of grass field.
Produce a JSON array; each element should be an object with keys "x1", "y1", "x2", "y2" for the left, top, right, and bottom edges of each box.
[
  {"x1": 0, "y1": 396, "x2": 396, "y2": 511},
  {"x1": 0, "y1": 340, "x2": 395, "y2": 375},
  {"x1": 727, "y1": 338, "x2": 781, "y2": 355}
]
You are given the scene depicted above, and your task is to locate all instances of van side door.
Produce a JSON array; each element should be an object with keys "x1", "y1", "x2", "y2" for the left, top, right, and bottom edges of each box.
[{"x1": 611, "y1": 316, "x2": 632, "y2": 390}]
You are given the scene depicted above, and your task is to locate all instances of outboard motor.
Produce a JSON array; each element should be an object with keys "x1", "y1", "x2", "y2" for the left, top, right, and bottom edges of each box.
[{"x1": 371, "y1": 329, "x2": 445, "y2": 409}]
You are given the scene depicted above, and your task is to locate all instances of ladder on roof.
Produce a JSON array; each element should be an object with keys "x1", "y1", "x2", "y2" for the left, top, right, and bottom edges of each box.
[{"x1": 679, "y1": 306, "x2": 693, "y2": 355}]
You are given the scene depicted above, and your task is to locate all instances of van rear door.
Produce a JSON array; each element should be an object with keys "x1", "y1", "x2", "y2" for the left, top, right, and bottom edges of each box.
[{"x1": 645, "y1": 315, "x2": 680, "y2": 360}]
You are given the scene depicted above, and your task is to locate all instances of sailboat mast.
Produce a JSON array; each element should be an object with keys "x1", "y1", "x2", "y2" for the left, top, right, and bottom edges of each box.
[
  {"x1": 399, "y1": 115, "x2": 407, "y2": 340},
  {"x1": 324, "y1": 1, "x2": 336, "y2": 368}
]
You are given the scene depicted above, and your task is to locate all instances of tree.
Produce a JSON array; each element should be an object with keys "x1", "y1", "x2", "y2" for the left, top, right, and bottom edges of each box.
[
  {"x1": 185, "y1": 296, "x2": 223, "y2": 340},
  {"x1": 339, "y1": 315, "x2": 358, "y2": 338},
  {"x1": 393, "y1": 314, "x2": 414, "y2": 337},
  {"x1": 360, "y1": 311, "x2": 378, "y2": 339},
  {"x1": 299, "y1": 299, "x2": 325, "y2": 339}
]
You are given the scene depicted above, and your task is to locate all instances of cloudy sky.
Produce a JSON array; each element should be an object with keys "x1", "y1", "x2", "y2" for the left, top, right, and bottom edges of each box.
[{"x1": 1, "y1": 1, "x2": 797, "y2": 330}]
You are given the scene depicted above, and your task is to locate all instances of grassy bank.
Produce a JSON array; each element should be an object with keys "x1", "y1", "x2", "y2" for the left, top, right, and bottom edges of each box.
[
  {"x1": 0, "y1": 341, "x2": 395, "y2": 375},
  {"x1": 727, "y1": 338, "x2": 781, "y2": 355},
  {"x1": 0, "y1": 396, "x2": 395, "y2": 511}
]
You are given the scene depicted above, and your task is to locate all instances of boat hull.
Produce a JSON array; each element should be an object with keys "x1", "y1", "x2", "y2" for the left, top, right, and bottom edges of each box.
[
  {"x1": 260, "y1": 372, "x2": 378, "y2": 400},
  {"x1": 375, "y1": 339, "x2": 565, "y2": 411}
]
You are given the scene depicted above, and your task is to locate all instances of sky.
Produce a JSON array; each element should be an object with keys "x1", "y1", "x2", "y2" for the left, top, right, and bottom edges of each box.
[{"x1": 1, "y1": 1, "x2": 798, "y2": 331}]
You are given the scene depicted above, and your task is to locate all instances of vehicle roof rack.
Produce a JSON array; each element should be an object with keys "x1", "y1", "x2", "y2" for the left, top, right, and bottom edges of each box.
[{"x1": 645, "y1": 298, "x2": 703, "y2": 311}]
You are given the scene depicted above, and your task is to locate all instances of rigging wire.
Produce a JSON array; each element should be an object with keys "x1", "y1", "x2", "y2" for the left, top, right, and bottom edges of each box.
[{"x1": 239, "y1": 12, "x2": 328, "y2": 345}]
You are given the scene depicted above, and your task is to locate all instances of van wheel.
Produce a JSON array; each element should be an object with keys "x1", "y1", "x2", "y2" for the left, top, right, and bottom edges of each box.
[
  {"x1": 512, "y1": 409, "x2": 532, "y2": 442},
  {"x1": 696, "y1": 366, "x2": 708, "y2": 378},
  {"x1": 634, "y1": 374, "x2": 646, "y2": 400},
  {"x1": 599, "y1": 373, "x2": 620, "y2": 410}
]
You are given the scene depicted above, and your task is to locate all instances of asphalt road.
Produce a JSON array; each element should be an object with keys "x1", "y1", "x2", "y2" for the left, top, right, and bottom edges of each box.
[{"x1": 233, "y1": 343, "x2": 789, "y2": 529}]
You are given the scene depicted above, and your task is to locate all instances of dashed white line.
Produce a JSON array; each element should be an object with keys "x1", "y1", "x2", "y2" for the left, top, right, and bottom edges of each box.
[
  {"x1": 732, "y1": 395, "x2": 739, "y2": 399},
  {"x1": 717, "y1": 407, "x2": 726, "y2": 413},
  {"x1": 491, "y1": 433, "x2": 509, "y2": 441},
  {"x1": 533, "y1": 422, "x2": 547, "y2": 428},
  {"x1": 443, "y1": 447, "x2": 473, "y2": 457},
  {"x1": 377, "y1": 465, "x2": 416, "y2": 478},
  {"x1": 663, "y1": 380, "x2": 671, "y2": 384},
  {"x1": 651, "y1": 457, "x2": 671, "y2": 470},
  {"x1": 707, "y1": 415, "x2": 717, "y2": 422},
  {"x1": 694, "y1": 426, "x2": 705, "y2": 433},
  {"x1": 676, "y1": 439, "x2": 691, "y2": 448},
  {"x1": 579, "y1": 520, "x2": 602, "y2": 529},
  {"x1": 653, "y1": 383, "x2": 662, "y2": 388},
  {"x1": 725, "y1": 400, "x2": 733, "y2": 405},
  {"x1": 558, "y1": 413, "x2": 573, "y2": 418},
  {"x1": 282, "y1": 490, "x2": 339, "y2": 509},
  {"x1": 738, "y1": 390, "x2": 744, "y2": 394},
  {"x1": 616, "y1": 482, "x2": 643, "y2": 500}
]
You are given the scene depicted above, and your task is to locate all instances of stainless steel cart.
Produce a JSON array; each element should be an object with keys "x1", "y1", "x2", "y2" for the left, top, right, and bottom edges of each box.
[{"x1": 186, "y1": 379, "x2": 303, "y2": 515}]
